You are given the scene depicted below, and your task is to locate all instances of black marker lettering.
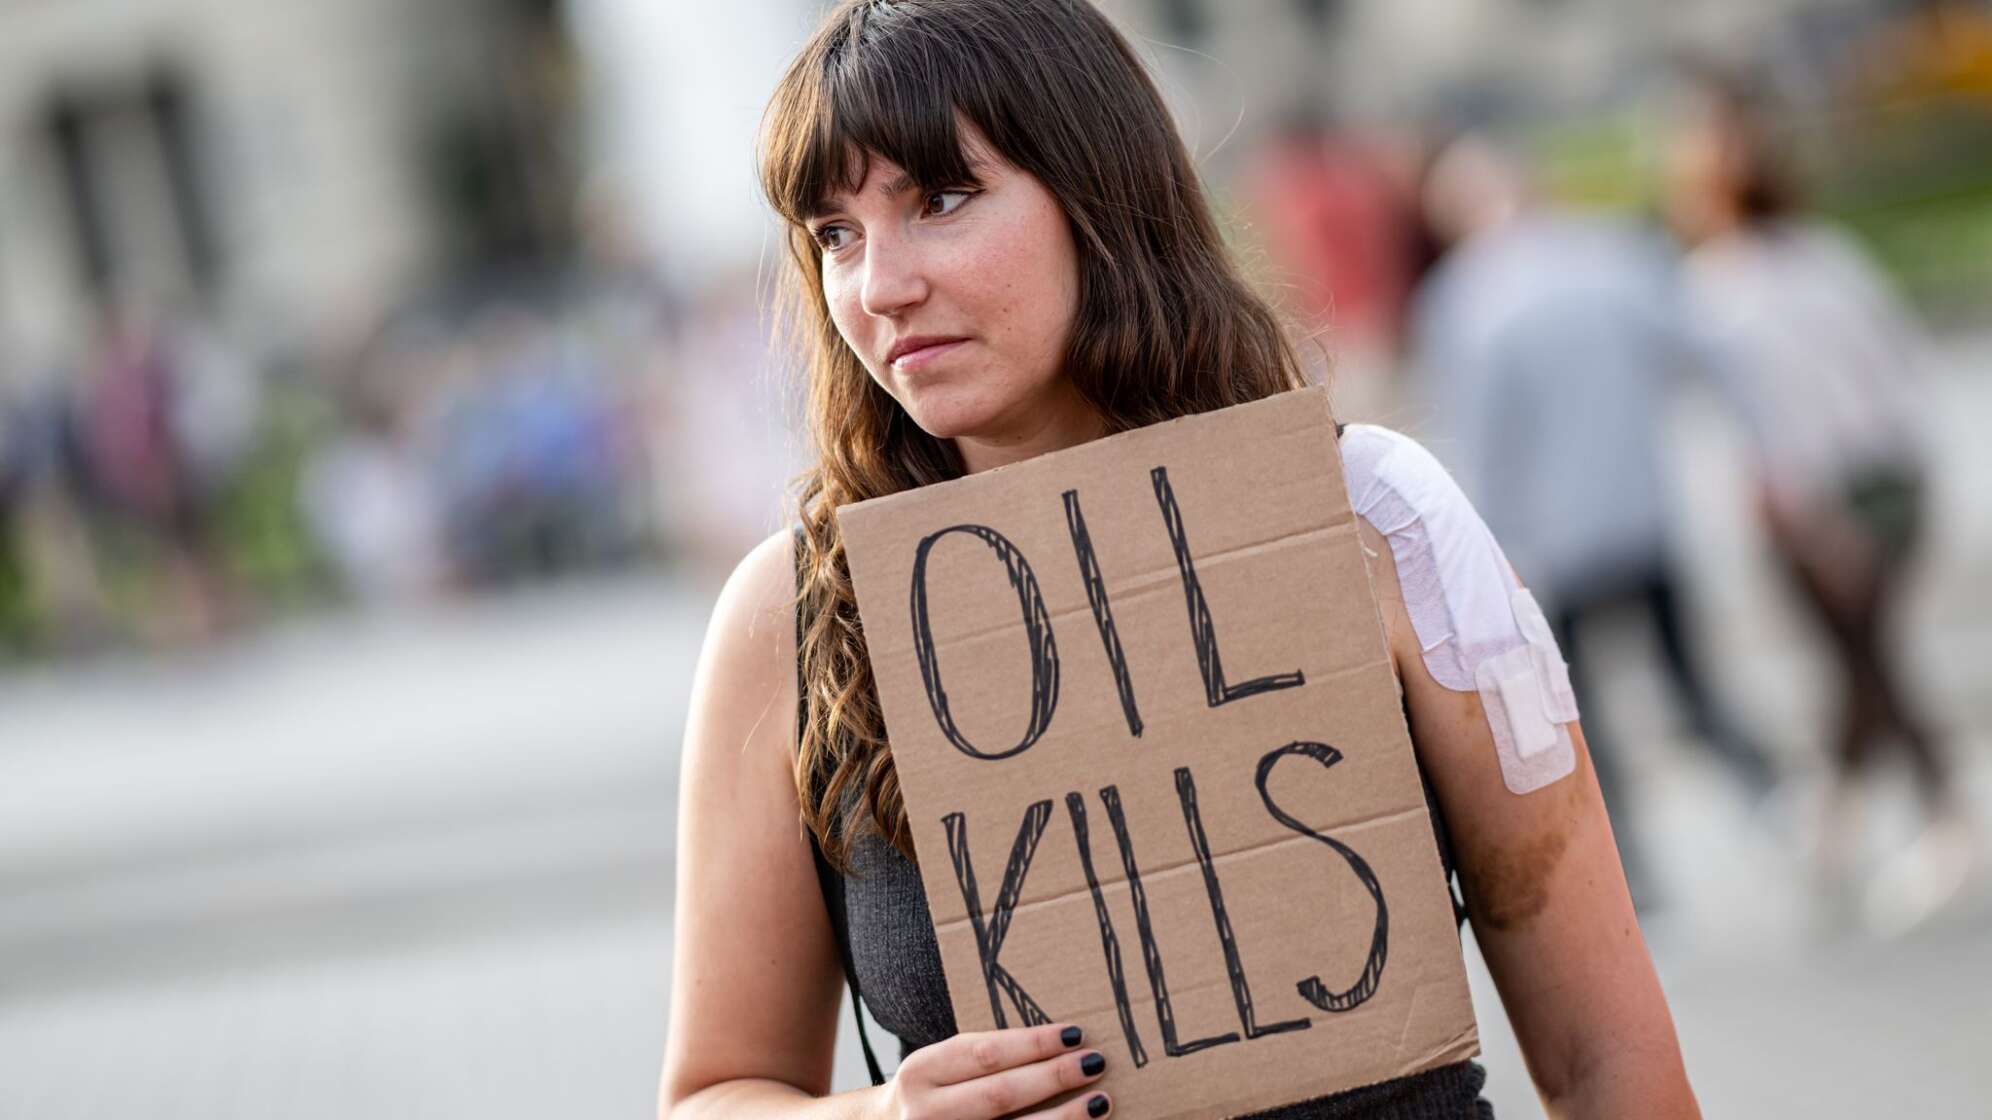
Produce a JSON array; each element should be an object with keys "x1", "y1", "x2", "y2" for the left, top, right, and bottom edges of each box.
[
  {"x1": 943, "y1": 802, "x2": 1056, "y2": 1029},
  {"x1": 1150, "y1": 467, "x2": 1305, "y2": 708},
  {"x1": 1174, "y1": 766, "x2": 1311, "y2": 1039},
  {"x1": 1065, "y1": 792, "x2": 1150, "y2": 1067},
  {"x1": 1255, "y1": 742, "x2": 1389, "y2": 1012},
  {"x1": 910, "y1": 525, "x2": 1060, "y2": 760},
  {"x1": 1099, "y1": 784, "x2": 1240, "y2": 1057},
  {"x1": 1062, "y1": 489, "x2": 1144, "y2": 738}
]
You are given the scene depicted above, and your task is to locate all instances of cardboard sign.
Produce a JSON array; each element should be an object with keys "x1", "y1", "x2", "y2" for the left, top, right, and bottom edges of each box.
[{"x1": 836, "y1": 387, "x2": 1477, "y2": 1118}]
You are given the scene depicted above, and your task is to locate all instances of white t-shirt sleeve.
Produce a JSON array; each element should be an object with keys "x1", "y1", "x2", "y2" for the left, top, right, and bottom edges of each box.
[
  {"x1": 1340, "y1": 424, "x2": 1579, "y2": 793},
  {"x1": 1340, "y1": 424, "x2": 1523, "y2": 689}
]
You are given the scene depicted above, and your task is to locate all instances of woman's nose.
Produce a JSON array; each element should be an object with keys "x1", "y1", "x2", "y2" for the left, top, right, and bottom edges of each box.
[{"x1": 859, "y1": 233, "x2": 929, "y2": 318}]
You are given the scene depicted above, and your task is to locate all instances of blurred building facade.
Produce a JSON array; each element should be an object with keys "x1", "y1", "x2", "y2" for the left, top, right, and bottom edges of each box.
[
  {"x1": 0, "y1": 0, "x2": 1983, "y2": 653},
  {"x1": 0, "y1": 0, "x2": 1953, "y2": 378},
  {"x1": 0, "y1": 0, "x2": 576, "y2": 382},
  {"x1": 1107, "y1": 0, "x2": 1851, "y2": 128},
  {"x1": 562, "y1": 0, "x2": 1939, "y2": 309}
]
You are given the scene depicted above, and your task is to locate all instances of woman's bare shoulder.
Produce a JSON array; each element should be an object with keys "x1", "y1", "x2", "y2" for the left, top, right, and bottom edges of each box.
[
  {"x1": 665, "y1": 526, "x2": 843, "y2": 1106},
  {"x1": 704, "y1": 528, "x2": 801, "y2": 680},
  {"x1": 726, "y1": 527, "x2": 800, "y2": 609},
  {"x1": 685, "y1": 528, "x2": 802, "y2": 777}
]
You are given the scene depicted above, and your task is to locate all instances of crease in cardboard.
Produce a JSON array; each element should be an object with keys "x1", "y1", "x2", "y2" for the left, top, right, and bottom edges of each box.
[
  {"x1": 1378, "y1": 976, "x2": 1479, "y2": 1081},
  {"x1": 864, "y1": 518, "x2": 1358, "y2": 660},
  {"x1": 886, "y1": 621, "x2": 1383, "y2": 697},
  {"x1": 1220, "y1": 1011, "x2": 1478, "y2": 1116},
  {"x1": 927, "y1": 803, "x2": 1435, "y2": 932},
  {"x1": 888, "y1": 631, "x2": 1394, "y2": 741},
  {"x1": 1388, "y1": 964, "x2": 1425, "y2": 1062},
  {"x1": 1389, "y1": 1025, "x2": 1481, "y2": 1081}
]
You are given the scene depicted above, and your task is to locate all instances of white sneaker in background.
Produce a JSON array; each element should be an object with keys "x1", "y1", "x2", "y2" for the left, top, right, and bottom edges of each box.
[{"x1": 1861, "y1": 809, "x2": 1981, "y2": 939}]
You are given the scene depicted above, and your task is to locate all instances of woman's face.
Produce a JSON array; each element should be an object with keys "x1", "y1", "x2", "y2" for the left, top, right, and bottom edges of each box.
[{"x1": 808, "y1": 123, "x2": 1089, "y2": 463}]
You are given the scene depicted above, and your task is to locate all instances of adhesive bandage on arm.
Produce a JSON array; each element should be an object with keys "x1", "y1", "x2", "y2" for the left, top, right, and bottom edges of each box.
[{"x1": 1341, "y1": 425, "x2": 1579, "y2": 794}]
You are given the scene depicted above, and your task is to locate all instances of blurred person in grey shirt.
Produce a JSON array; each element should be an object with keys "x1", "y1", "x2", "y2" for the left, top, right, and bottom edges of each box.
[
  {"x1": 1665, "y1": 75, "x2": 1971, "y2": 931},
  {"x1": 1414, "y1": 134, "x2": 1778, "y2": 903}
]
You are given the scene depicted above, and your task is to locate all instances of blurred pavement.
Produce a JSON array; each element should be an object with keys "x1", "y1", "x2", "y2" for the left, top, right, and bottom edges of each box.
[{"x1": 5, "y1": 335, "x2": 1992, "y2": 1118}]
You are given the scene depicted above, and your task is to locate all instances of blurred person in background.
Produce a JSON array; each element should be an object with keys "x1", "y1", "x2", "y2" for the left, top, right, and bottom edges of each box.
[
  {"x1": 67, "y1": 292, "x2": 249, "y2": 644},
  {"x1": 0, "y1": 367, "x2": 85, "y2": 650},
  {"x1": 656, "y1": 274, "x2": 807, "y2": 579},
  {"x1": 298, "y1": 324, "x2": 451, "y2": 605},
  {"x1": 1243, "y1": 111, "x2": 1426, "y2": 402},
  {"x1": 1664, "y1": 75, "x2": 1976, "y2": 930},
  {"x1": 428, "y1": 303, "x2": 638, "y2": 586},
  {"x1": 0, "y1": 376, "x2": 28, "y2": 648},
  {"x1": 662, "y1": 2, "x2": 1698, "y2": 1118},
  {"x1": 0, "y1": 359, "x2": 114, "y2": 651},
  {"x1": 1413, "y1": 133, "x2": 1780, "y2": 906}
]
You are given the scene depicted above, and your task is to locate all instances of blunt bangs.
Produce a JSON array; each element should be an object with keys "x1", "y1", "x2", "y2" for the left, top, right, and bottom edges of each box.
[{"x1": 762, "y1": 2, "x2": 991, "y2": 227}]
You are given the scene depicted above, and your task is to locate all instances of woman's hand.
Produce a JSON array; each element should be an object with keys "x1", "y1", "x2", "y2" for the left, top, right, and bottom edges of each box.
[{"x1": 875, "y1": 1024, "x2": 1111, "y2": 1120}]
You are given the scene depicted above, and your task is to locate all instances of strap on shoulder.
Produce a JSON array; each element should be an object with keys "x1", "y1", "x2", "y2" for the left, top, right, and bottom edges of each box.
[{"x1": 793, "y1": 524, "x2": 887, "y2": 1087}]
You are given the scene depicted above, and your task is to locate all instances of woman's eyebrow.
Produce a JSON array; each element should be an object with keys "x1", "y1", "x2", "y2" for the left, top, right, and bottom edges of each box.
[
  {"x1": 805, "y1": 175, "x2": 911, "y2": 220},
  {"x1": 875, "y1": 158, "x2": 991, "y2": 199},
  {"x1": 806, "y1": 157, "x2": 993, "y2": 218}
]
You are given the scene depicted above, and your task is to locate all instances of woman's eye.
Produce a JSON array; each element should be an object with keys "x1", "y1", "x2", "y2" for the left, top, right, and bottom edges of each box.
[
  {"x1": 812, "y1": 224, "x2": 854, "y2": 252},
  {"x1": 923, "y1": 189, "x2": 973, "y2": 217}
]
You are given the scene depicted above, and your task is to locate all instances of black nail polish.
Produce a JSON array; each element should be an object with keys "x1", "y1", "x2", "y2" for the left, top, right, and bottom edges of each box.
[
  {"x1": 1087, "y1": 1094, "x2": 1110, "y2": 1118},
  {"x1": 1080, "y1": 1052, "x2": 1105, "y2": 1077},
  {"x1": 1061, "y1": 1025, "x2": 1083, "y2": 1048}
]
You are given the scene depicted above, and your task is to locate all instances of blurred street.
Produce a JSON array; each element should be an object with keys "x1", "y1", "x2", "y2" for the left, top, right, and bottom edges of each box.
[{"x1": 5, "y1": 332, "x2": 1991, "y2": 1120}]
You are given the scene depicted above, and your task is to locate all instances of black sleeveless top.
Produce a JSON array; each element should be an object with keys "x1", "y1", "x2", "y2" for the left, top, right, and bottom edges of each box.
[{"x1": 794, "y1": 527, "x2": 1495, "y2": 1118}]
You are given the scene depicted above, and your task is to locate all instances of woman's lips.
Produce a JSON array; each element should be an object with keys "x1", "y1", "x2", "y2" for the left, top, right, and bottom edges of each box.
[{"x1": 890, "y1": 338, "x2": 968, "y2": 372}]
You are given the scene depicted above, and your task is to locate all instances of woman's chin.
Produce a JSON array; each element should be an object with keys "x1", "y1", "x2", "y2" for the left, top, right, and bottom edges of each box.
[{"x1": 899, "y1": 392, "x2": 1005, "y2": 442}]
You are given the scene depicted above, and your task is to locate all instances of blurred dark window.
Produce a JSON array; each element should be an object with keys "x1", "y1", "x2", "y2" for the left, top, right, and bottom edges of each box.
[
  {"x1": 425, "y1": 0, "x2": 582, "y2": 272},
  {"x1": 44, "y1": 96, "x2": 112, "y2": 298},
  {"x1": 38, "y1": 65, "x2": 219, "y2": 305},
  {"x1": 146, "y1": 71, "x2": 220, "y2": 294}
]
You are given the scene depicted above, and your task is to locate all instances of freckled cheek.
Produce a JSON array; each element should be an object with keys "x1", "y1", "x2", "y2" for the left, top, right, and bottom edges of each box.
[
  {"x1": 822, "y1": 276, "x2": 875, "y2": 370},
  {"x1": 955, "y1": 241, "x2": 1040, "y2": 345},
  {"x1": 1011, "y1": 244, "x2": 1077, "y2": 362}
]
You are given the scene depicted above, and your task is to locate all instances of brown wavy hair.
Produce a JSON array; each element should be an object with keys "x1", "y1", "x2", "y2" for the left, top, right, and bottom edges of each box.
[{"x1": 759, "y1": 0, "x2": 1311, "y2": 869}]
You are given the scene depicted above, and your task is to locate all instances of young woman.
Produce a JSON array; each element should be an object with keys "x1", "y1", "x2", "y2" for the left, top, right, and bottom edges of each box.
[
  {"x1": 661, "y1": 2, "x2": 1699, "y2": 1116},
  {"x1": 1665, "y1": 78, "x2": 1973, "y2": 925}
]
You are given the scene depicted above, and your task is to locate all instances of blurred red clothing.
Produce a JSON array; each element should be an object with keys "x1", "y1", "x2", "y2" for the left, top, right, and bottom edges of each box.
[{"x1": 1245, "y1": 132, "x2": 1418, "y2": 349}]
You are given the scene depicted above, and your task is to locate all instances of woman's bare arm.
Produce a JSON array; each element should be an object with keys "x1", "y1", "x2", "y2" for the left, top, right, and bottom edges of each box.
[
  {"x1": 658, "y1": 531, "x2": 1113, "y2": 1120},
  {"x1": 659, "y1": 529, "x2": 872, "y2": 1118},
  {"x1": 1356, "y1": 518, "x2": 1700, "y2": 1119}
]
